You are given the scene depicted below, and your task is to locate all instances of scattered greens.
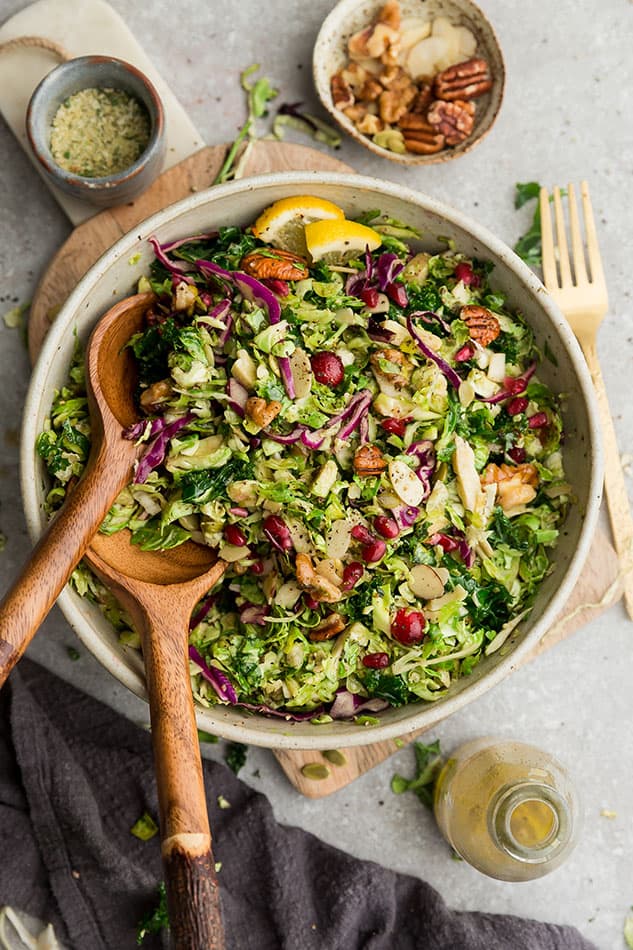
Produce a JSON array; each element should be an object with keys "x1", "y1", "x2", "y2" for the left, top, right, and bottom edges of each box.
[
  {"x1": 273, "y1": 102, "x2": 341, "y2": 149},
  {"x1": 391, "y1": 739, "x2": 443, "y2": 808},
  {"x1": 130, "y1": 812, "x2": 159, "y2": 841},
  {"x1": 513, "y1": 182, "x2": 566, "y2": 269},
  {"x1": 67, "y1": 645, "x2": 81, "y2": 661},
  {"x1": 198, "y1": 729, "x2": 219, "y2": 743},
  {"x1": 625, "y1": 909, "x2": 633, "y2": 950},
  {"x1": 213, "y1": 64, "x2": 278, "y2": 185},
  {"x1": 2, "y1": 301, "x2": 29, "y2": 330},
  {"x1": 136, "y1": 882, "x2": 169, "y2": 945},
  {"x1": 225, "y1": 742, "x2": 248, "y2": 775}
]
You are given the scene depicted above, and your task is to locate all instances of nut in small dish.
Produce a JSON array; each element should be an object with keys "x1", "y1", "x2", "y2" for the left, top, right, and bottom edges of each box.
[{"x1": 313, "y1": 0, "x2": 505, "y2": 165}]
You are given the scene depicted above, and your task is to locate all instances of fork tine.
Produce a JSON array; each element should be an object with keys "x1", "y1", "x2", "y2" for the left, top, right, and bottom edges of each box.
[
  {"x1": 552, "y1": 187, "x2": 572, "y2": 287},
  {"x1": 539, "y1": 187, "x2": 558, "y2": 289},
  {"x1": 567, "y1": 183, "x2": 588, "y2": 285},
  {"x1": 580, "y1": 180, "x2": 606, "y2": 287}
]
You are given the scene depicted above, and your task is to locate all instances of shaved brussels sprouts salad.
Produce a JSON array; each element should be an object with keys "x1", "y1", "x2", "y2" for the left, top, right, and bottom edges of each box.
[{"x1": 37, "y1": 204, "x2": 570, "y2": 723}]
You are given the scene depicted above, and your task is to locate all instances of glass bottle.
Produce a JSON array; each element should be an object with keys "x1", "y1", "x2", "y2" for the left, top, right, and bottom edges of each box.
[{"x1": 433, "y1": 737, "x2": 579, "y2": 882}]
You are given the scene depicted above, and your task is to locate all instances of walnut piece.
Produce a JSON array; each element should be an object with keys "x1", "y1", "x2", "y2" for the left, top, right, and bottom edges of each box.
[
  {"x1": 379, "y1": 85, "x2": 416, "y2": 124},
  {"x1": 344, "y1": 104, "x2": 368, "y2": 123},
  {"x1": 434, "y1": 57, "x2": 493, "y2": 101},
  {"x1": 356, "y1": 113, "x2": 383, "y2": 135},
  {"x1": 331, "y1": 71, "x2": 354, "y2": 109},
  {"x1": 240, "y1": 248, "x2": 309, "y2": 281},
  {"x1": 482, "y1": 462, "x2": 538, "y2": 511},
  {"x1": 377, "y1": 0, "x2": 401, "y2": 30},
  {"x1": 309, "y1": 613, "x2": 347, "y2": 642},
  {"x1": 358, "y1": 78, "x2": 384, "y2": 102},
  {"x1": 460, "y1": 305, "x2": 501, "y2": 346},
  {"x1": 245, "y1": 397, "x2": 282, "y2": 430},
  {"x1": 354, "y1": 443, "x2": 387, "y2": 477},
  {"x1": 427, "y1": 98, "x2": 474, "y2": 145},
  {"x1": 140, "y1": 379, "x2": 173, "y2": 413},
  {"x1": 370, "y1": 348, "x2": 412, "y2": 388}
]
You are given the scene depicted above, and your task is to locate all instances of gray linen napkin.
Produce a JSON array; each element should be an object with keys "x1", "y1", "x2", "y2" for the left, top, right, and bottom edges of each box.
[{"x1": 0, "y1": 659, "x2": 596, "y2": 950}]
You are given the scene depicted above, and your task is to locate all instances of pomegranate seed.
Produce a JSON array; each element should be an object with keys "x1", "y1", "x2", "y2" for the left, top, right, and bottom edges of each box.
[
  {"x1": 361, "y1": 539, "x2": 387, "y2": 563},
  {"x1": 373, "y1": 515, "x2": 399, "y2": 539},
  {"x1": 386, "y1": 283, "x2": 408, "y2": 308},
  {"x1": 250, "y1": 560, "x2": 265, "y2": 575},
  {"x1": 454, "y1": 262, "x2": 481, "y2": 287},
  {"x1": 429, "y1": 532, "x2": 459, "y2": 553},
  {"x1": 380, "y1": 417, "x2": 411, "y2": 437},
  {"x1": 303, "y1": 594, "x2": 320, "y2": 610},
  {"x1": 262, "y1": 278, "x2": 289, "y2": 297},
  {"x1": 341, "y1": 562, "x2": 364, "y2": 590},
  {"x1": 362, "y1": 652, "x2": 390, "y2": 669},
  {"x1": 504, "y1": 376, "x2": 527, "y2": 395},
  {"x1": 311, "y1": 351, "x2": 344, "y2": 386},
  {"x1": 262, "y1": 515, "x2": 293, "y2": 551},
  {"x1": 508, "y1": 446, "x2": 526, "y2": 464},
  {"x1": 360, "y1": 288, "x2": 379, "y2": 308},
  {"x1": 224, "y1": 524, "x2": 247, "y2": 546},
  {"x1": 454, "y1": 342, "x2": 476, "y2": 362},
  {"x1": 351, "y1": 524, "x2": 373, "y2": 544},
  {"x1": 391, "y1": 608, "x2": 426, "y2": 646},
  {"x1": 528, "y1": 412, "x2": 548, "y2": 429},
  {"x1": 507, "y1": 396, "x2": 529, "y2": 416}
]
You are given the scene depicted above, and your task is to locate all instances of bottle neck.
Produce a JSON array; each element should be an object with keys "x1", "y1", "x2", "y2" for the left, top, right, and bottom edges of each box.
[{"x1": 488, "y1": 781, "x2": 572, "y2": 865}]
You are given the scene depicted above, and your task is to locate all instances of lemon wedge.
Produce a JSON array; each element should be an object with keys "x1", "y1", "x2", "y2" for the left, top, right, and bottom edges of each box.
[
  {"x1": 252, "y1": 196, "x2": 345, "y2": 254},
  {"x1": 304, "y1": 219, "x2": 382, "y2": 263}
]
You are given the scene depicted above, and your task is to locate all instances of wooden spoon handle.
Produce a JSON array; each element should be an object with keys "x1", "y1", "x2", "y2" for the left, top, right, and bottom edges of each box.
[
  {"x1": 139, "y1": 593, "x2": 225, "y2": 950},
  {"x1": 0, "y1": 438, "x2": 135, "y2": 686}
]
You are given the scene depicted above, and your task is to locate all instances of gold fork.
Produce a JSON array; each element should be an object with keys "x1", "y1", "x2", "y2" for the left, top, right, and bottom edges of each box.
[{"x1": 540, "y1": 181, "x2": 633, "y2": 619}]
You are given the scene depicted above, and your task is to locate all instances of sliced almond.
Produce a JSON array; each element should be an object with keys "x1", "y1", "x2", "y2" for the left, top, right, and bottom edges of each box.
[
  {"x1": 289, "y1": 347, "x2": 313, "y2": 398},
  {"x1": 389, "y1": 459, "x2": 425, "y2": 507},
  {"x1": 218, "y1": 543, "x2": 251, "y2": 563},
  {"x1": 407, "y1": 35, "x2": 449, "y2": 79},
  {"x1": 275, "y1": 580, "x2": 303, "y2": 609},
  {"x1": 454, "y1": 25, "x2": 477, "y2": 58},
  {"x1": 408, "y1": 564, "x2": 445, "y2": 600},
  {"x1": 325, "y1": 519, "x2": 352, "y2": 559},
  {"x1": 453, "y1": 435, "x2": 483, "y2": 513}
]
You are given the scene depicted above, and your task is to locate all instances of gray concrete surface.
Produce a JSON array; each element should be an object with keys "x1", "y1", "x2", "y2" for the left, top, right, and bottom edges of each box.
[{"x1": 1, "y1": 0, "x2": 632, "y2": 947}]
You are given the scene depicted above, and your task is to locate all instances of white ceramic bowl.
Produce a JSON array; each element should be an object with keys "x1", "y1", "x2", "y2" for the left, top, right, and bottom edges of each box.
[
  {"x1": 313, "y1": 0, "x2": 505, "y2": 165},
  {"x1": 21, "y1": 173, "x2": 602, "y2": 749}
]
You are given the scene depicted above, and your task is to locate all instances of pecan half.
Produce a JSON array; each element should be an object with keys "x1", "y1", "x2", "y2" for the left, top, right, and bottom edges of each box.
[
  {"x1": 408, "y1": 82, "x2": 433, "y2": 115},
  {"x1": 398, "y1": 113, "x2": 445, "y2": 154},
  {"x1": 434, "y1": 58, "x2": 493, "y2": 101},
  {"x1": 245, "y1": 397, "x2": 282, "y2": 429},
  {"x1": 296, "y1": 554, "x2": 342, "y2": 604},
  {"x1": 331, "y1": 71, "x2": 354, "y2": 110},
  {"x1": 241, "y1": 249, "x2": 309, "y2": 281},
  {"x1": 461, "y1": 305, "x2": 501, "y2": 346},
  {"x1": 354, "y1": 443, "x2": 387, "y2": 476},
  {"x1": 309, "y1": 612, "x2": 347, "y2": 642},
  {"x1": 427, "y1": 99, "x2": 474, "y2": 145}
]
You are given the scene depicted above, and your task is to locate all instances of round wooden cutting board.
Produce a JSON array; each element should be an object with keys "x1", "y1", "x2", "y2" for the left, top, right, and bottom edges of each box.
[
  {"x1": 27, "y1": 139, "x2": 621, "y2": 798},
  {"x1": 28, "y1": 140, "x2": 353, "y2": 362}
]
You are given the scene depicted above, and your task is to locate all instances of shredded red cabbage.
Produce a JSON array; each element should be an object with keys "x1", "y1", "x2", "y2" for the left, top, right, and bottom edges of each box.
[
  {"x1": 159, "y1": 232, "x2": 217, "y2": 254},
  {"x1": 409, "y1": 308, "x2": 451, "y2": 335},
  {"x1": 227, "y1": 378, "x2": 248, "y2": 417},
  {"x1": 263, "y1": 425, "x2": 306, "y2": 445},
  {"x1": 239, "y1": 604, "x2": 269, "y2": 626},
  {"x1": 148, "y1": 236, "x2": 194, "y2": 282},
  {"x1": 375, "y1": 252, "x2": 404, "y2": 291},
  {"x1": 407, "y1": 314, "x2": 462, "y2": 390},
  {"x1": 482, "y1": 362, "x2": 537, "y2": 404},
  {"x1": 189, "y1": 595, "x2": 217, "y2": 630},
  {"x1": 133, "y1": 413, "x2": 194, "y2": 484},
  {"x1": 189, "y1": 646, "x2": 238, "y2": 704},
  {"x1": 406, "y1": 439, "x2": 436, "y2": 497},
  {"x1": 329, "y1": 689, "x2": 389, "y2": 719},
  {"x1": 393, "y1": 505, "x2": 420, "y2": 529},
  {"x1": 367, "y1": 317, "x2": 395, "y2": 343},
  {"x1": 300, "y1": 390, "x2": 373, "y2": 449},
  {"x1": 238, "y1": 701, "x2": 324, "y2": 721}
]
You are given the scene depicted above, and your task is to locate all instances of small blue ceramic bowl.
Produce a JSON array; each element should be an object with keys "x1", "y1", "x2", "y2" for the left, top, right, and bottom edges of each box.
[{"x1": 26, "y1": 55, "x2": 165, "y2": 208}]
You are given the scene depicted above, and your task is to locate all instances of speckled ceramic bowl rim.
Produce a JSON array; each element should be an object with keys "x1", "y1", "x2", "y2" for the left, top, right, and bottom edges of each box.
[
  {"x1": 25, "y1": 54, "x2": 165, "y2": 189},
  {"x1": 20, "y1": 172, "x2": 603, "y2": 749},
  {"x1": 312, "y1": 0, "x2": 506, "y2": 165}
]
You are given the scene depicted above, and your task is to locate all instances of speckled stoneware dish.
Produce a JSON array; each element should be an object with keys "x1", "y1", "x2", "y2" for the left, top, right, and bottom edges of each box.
[
  {"x1": 21, "y1": 173, "x2": 602, "y2": 749},
  {"x1": 26, "y1": 55, "x2": 165, "y2": 207},
  {"x1": 313, "y1": 0, "x2": 505, "y2": 165}
]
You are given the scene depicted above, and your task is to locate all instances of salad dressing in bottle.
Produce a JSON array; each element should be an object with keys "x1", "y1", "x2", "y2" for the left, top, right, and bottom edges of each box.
[{"x1": 433, "y1": 738, "x2": 579, "y2": 881}]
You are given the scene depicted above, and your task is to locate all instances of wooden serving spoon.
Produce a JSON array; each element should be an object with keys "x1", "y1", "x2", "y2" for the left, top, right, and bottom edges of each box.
[
  {"x1": 0, "y1": 292, "x2": 152, "y2": 682},
  {"x1": 0, "y1": 292, "x2": 227, "y2": 947}
]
